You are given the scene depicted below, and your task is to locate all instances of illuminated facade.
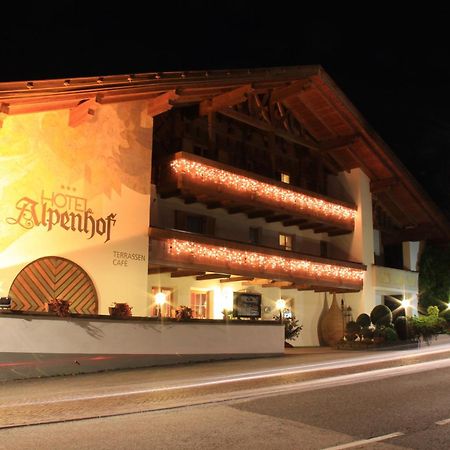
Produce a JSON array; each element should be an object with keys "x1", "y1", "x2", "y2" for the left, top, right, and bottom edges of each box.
[{"x1": 1, "y1": 66, "x2": 449, "y2": 349}]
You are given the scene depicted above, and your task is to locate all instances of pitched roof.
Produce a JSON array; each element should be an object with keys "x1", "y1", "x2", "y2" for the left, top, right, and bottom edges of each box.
[{"x1": 1, "y1": 65, "x2": 449, "y2": 242}]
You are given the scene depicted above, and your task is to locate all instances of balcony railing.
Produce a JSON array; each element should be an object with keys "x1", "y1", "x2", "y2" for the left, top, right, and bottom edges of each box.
[
  {"x1": 157, "y1": 152, "x2": 356, "y2": 236},
  {"x1": 372, "y1": 265, "x2": 418, "y2": 294},
  {"x1": 149, "y1": 227, "x2": 365, "y2": 291}
]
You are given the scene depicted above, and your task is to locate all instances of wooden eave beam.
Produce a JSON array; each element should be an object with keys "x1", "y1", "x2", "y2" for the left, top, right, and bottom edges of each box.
[
  {"x1": 171, "y1": 270, "x2": 206, "y2": 278},
  {"x1": 319, "y1": 134, "x2": 359, "y2": 152},
  {"x1": 196, "y1": 273, "x2": 231, "y2": 280},
  {"x1": 148, "y1": 266, "x2": 179, "y2": 274},
  {"x1": 220, "y1": 276, "x2": 254, "y2": 283},
  {"x1": 328, "y1": 229, "x2": 353, "y2": 237},
  {"x1": 227, "y1": 205, "x2": 253, "y2": 214},
  {"x1": 247, "y1": 210, "x2": 273, "y2": 219},
  {"x1": 370, "y1": 177, "x2": 401, "y2": 194},
  {"x1": 283, "y1": 218, "x2": 308, "y2": 227},
  {"x1": 147, "y1": 90, "x2": 180, "y2": 117},
  {"x1": 298, "y1": 222, "x2": 323, "y2": 230},
  {"x1": 69, "y1": 97, "x2": 100, "y2": 127},
  {"x1": 262, "y1": 281, "x2": 293, "y2": 288},
  {"x1": 265, "y1": 214, "x2": 292, "y2": 223},
  {"x1": 199, "y1": 84, "x2": 253, "y2": 115},
  {"x1": 270, "y1": 79, "x2": 312, "y2": 102}
]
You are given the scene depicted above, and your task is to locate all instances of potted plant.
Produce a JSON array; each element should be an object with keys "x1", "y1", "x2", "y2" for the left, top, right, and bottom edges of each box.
[
  {"x1": 222, "y1": 308, "x2": 233, "y2": 321},
  {"x1": 284, "y1": 316, "x2": 303, "y2": 347},
  {"x1": 109, "y1": 302, "x2": 133, "y2": 318},
  {"x1": 175, "y1": 305, "x2": 193, "y2": 321},
  {"x1": 47, "y1": 299, "x2": 71, "y2": 317}
]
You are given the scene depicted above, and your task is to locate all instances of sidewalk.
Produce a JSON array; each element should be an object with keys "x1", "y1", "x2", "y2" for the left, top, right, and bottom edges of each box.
[{"x1": 1, "y1": 336, "x2": 449, "y2": 428}]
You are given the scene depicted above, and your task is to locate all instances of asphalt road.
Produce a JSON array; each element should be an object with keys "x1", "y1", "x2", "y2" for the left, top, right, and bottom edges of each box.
[{"x1": 0, "y1": 363, "x2": 449, "y2": 449}]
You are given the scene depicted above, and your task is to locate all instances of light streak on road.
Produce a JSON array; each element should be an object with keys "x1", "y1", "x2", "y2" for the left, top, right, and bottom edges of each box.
[{"x1": 2, "y1": 346, "x2": 450, "y2": 409}]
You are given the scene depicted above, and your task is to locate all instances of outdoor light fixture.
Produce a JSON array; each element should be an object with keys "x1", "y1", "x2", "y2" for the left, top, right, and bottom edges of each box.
[
  {"x1": 155, "y1": 292, "x2": 166, "y2": 306},
  {"x1": 155, "y1": 292, "x2": 166, "y2": 319},
  {"x1": 400, "y1": 299, "x2": 410, "y2": 308},
  {"x1": 275, "y1": 298, "x2": 286, "y2": 322}
]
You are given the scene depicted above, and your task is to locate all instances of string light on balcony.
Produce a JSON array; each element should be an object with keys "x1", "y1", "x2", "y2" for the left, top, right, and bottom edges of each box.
[
  {"x1": 171, "y1": 158, "x2": 356, "y2": 224},
  {"x1": 167, "y1": 239, "x2": 365, "y2": 284}
]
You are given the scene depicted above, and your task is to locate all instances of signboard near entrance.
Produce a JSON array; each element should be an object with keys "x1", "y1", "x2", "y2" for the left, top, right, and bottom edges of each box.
[{"x1": 233, "y1": 292, "x2": 261, "y2": 318}]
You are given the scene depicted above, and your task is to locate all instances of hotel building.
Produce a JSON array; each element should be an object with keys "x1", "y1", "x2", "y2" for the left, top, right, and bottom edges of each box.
[{"x1": 1, "y1": 66, "x2": 449, "y2": 364}]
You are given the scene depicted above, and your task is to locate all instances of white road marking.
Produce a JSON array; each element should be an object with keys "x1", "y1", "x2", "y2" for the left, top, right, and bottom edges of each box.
[
  {"x1": 321, "y1": 432, "x2": 404, "y2": 449},
  {"x1": 436, "y1": 418, "x2": 450, "y2": 425}
]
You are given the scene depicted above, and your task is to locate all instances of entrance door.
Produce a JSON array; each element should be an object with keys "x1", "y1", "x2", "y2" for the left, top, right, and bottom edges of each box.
[{"x1": 9, "y1": 256, "x2": 98, "y2": 314}]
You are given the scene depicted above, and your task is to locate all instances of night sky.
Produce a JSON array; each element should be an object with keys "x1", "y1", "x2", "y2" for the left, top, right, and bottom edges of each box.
[{"x1": 2, "y1": 4, "x2": 449, "y2": 219}]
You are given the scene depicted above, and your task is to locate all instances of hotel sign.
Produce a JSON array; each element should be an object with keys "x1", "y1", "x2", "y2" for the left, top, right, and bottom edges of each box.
[{"x1": 6, "y1": 190, "x2": 117, "y2": 243}]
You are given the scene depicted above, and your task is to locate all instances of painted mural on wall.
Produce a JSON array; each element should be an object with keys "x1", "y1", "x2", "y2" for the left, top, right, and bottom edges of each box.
[{"x1": 0, "y1": 101, "x2": 152, "y2": 314}]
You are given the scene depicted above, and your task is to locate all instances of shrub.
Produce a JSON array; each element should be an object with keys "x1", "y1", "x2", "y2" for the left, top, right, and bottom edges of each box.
[
  {"x1": 370, "y1": 305, "x2": 392, "y2": 327},
  {"x1": 175, "y1": 305, "x2": 193, "y2": 320},
  {"x1": 356, "y1": 313, "x2": 371, "y2": 328},
  {"x1": 383, "y1": 326, "x2": 399, "y2": 342},
  {"x1": 394, "y1": 316, "x2": 409, "y2": 340},
  {"x1": 409, "y1": 309, "x2": 447, "y2": 344},
  {"x1": 361, "y1": 326, "x2": 374, "y2": 340},
  {"x1": 284, "y1": 317, "x2": 303, "y2": 341},
  {"x1": 373, "y1": 325, "x2": 398, "y2": 344},
  {"x1": 109, "y1": 302, "x2": 132, "y2": 318},
  {"x1": 345, "y1": 321, "x2": 361, "y2": 341}
]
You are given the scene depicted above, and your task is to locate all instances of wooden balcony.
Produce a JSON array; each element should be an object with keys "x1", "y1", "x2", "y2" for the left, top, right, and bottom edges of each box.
[
  {"x1": 149, "y1": 227, "x2": 365, "y2": 292},
  {"x1": 157, "y1": 152, "x2": 356, "y2": 236}
]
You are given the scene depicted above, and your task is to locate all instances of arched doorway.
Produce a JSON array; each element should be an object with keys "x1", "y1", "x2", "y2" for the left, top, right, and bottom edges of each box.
[{"x1": 8, "y1": 256, "x2": 98, "y2": 314}]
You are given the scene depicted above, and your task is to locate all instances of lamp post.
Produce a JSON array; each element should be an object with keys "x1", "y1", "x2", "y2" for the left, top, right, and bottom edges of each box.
[
  {"x1": 275, "y1": 298, "x2": 286, "y2": 323},
  {"x1": 155, "y1": 292, "x2": 166, "y2": 319}
]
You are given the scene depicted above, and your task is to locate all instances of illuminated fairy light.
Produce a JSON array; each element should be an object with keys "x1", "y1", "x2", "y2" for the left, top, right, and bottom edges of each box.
[
  {"x1": 171, "y1": 159, "x2": 356, "y2": 224},
  {"x1": 167, "y1": 239, "x2": 365, "y2": 284}
]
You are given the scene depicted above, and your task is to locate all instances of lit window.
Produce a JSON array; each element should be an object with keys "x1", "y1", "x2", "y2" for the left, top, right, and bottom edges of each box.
[
  {"x1": 280, "y1": 173, "x2": 290, "y2": 184},
  {"x1": 190, "y1": 290, "x2": 210, "y2": 319},
  {"x1": 150, "y1": 287, "x2": 173, "y2": 318},
  {"x1": 279, "y1": 233, "x2": 293, "y2": 251}
]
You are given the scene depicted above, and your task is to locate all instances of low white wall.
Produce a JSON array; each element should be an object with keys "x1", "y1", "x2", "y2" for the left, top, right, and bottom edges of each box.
[{"x1": 0, "y1": 315, "x2": 284, "y2": 356}]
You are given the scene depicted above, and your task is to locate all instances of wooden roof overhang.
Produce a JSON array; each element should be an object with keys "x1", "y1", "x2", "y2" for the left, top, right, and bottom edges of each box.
[
  {"x1": 149, "y1": 227, "x2": 366, "y2": 292},
  {"x1": 158, "y1": 152, "x2": 356, "y2": 236},
  {"x1": 1, "y1": 65, "x2": 448, "y2": 242}
]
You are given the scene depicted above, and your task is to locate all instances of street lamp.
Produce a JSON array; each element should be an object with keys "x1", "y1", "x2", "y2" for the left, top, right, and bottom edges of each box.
[
  {"x1": 155, "y1": 292, "x2": 166, "y2": 318},
  {"x1": 275, "y1": 298, "x2": 286, "y2": 322}
]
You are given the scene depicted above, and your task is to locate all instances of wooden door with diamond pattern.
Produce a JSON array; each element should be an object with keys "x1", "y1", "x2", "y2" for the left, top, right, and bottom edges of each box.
[{"x1": 9, "y1": 256, "x2": 98, "y2": 314}]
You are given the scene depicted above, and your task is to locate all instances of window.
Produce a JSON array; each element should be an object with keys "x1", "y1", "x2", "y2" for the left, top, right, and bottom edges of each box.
[
  {"x1": 186, "y1": 215, "x2": 205, "y2": 234},
  {"x1": 249, "y1": 227, "x2": 261, "y2": 245},
  {"x1": 279, "y1": 233, "x2": 294, "y2": 251},
  {"x1": 174, "y1": 211, "x2": 215, "y2": 235},
  {"x1": 190, "y1": 290, "x2": 210, "y2": 319},
  {"x1": 150, "y1": 287, "x2": 173, "y2": 318},
  {"x1": 280, "y1": 172, "x2": 290, "y2": 184}
]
